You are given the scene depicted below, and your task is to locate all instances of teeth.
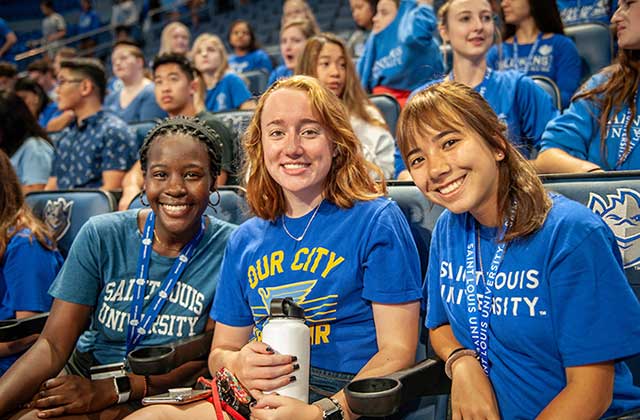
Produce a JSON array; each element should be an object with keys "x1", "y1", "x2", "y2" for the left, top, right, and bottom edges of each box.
[
  {"x1": 438, "y1": 177, "x2": 464, "y2": 195},
  {"x1": 162, "y1": 204, "x2": 189, "y2": 210},
  {"x1": 284, "y1": 163, "x2": 308, "y2": 169}
]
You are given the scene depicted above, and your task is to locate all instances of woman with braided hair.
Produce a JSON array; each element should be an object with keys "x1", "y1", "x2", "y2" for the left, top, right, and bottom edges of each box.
[{"x1": 0, "y1": 117, "x2": 236, "y2": 420}]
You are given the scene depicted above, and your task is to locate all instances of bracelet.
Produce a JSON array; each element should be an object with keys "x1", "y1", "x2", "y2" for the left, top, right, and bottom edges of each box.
[
  {"x1": 445, "y1": 348, "x2": 477, "y2": 379},
  {"x1": 329, "y1": 397, "x2": 344, "y2": 420},
  {"x1": 587, "y1": 167, "x2": 603, "y2": 173}
]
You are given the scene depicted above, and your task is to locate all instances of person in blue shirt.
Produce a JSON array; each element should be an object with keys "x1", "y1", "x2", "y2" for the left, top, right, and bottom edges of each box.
[
  {"x1": 104, "y1": 40, "x2": 166, "y2": 123},
  {"x1": 0, "y1": 91, "x2": 54, "y2": 193},
  {"x1": 268, "y1": 19, "x2": 318, "y2": 86},
  {"x1": 398, "y1": 80, "x2": 640, "y2": 420},
  {"x1": 535, "y1": 0, "x2": 640, "y2": 173},
  {"x1": 397, "y1": 0, "x2": 558, "y2": 180},
  {"x1": 0, "y1": 18, "x2": 17, "y2": 62},
  {"x1": 191, "y1": 33, "x2": 255, "y2": 112},
  {"x1": 557, "y1": 0, "x2": 618, "y2": 26},
  {"x1": 228, "y1": 19, "x2": 273, "y2": 75},
  {"x1": 357, "y1": 0, "x2": 444, "y2": 106},
  {"x1": 486, "y1": 0, "x2": 581, "y2": 108},
  {"x1": 0, "y1": 150, "x2": 63, "y2": 377},
  {"x1": 77, "y1": 0, "x2": 101, "y2": 51}
]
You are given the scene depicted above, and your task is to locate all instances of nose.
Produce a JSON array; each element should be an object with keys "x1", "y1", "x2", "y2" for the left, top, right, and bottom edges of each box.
[
  {"x1": 427, "y1": 152, "x2": 451, "y2": 181},
  {"x1": 284, "y1": 131, "x2": 303, "y2": 156},
  {"x1": 472, "y1": 15, "x2": 484, "y2": 31},
  {"x1": 166, "y1": 174, "x2": 187, "y2": 196},
  {"x1": 611, "y1": 5, "x2": 622, "y2": 25}
]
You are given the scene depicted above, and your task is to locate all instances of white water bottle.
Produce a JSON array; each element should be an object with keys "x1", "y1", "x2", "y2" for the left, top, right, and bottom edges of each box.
[{"x1": 261, "y1": 297, "x2": 310, "y2": 402}]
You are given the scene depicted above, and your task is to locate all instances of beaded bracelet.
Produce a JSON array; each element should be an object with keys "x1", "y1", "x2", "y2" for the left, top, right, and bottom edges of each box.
[{"x1": 445, "y1": 348, "x2": 478, "y2": 379}]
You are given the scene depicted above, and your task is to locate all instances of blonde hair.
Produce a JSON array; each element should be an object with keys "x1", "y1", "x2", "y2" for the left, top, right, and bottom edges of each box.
[
  {"x1": 190, "y1": 33, "x2": 229, "y2": 84},
  {"x1": 397, "y1": 81, "x2": 550, "y2": 242},
  {"x1": 296, "y1": 33, "x2": 386, "y2": 129},
  {"x1": 244, "y1": 75, "x2": 384, "y2": 221},
  {"x1": 159, "y1": 22, "x2": 190, "y2": 55},
  {"x1": 281, "y1": 0, "x2": 320, "y2": 33}
]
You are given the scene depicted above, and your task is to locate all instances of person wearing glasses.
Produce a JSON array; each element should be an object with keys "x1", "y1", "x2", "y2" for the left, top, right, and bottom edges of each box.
[{"x1": 45, "y1": 58, "x2": 137, "y2": 191}]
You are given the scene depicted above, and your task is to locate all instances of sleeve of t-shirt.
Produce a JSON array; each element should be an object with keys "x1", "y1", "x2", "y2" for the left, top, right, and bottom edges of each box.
[
  {"x1": 209, "y1": 231, "x2": 254, "y2": 327},
  {"x1": 538, "y1": 77, "x2": 602, "y2": 159},
  {"x1": 0, "y1": 19, "x2": 10, "y2": 37},
  {"x1": 486, "y1": 46, "x2": 499, "y2": 69},
  {"x1": 138, "y1": 87, "x2": 167, "y2": 121},
  {"x1": 228, "y1": 75, "x2": 252, "y2": 109},
  {"x1": 425, "y1": 217, "x2": 448, "y2": 329},
  {"x1": 19, "y1": 139, "x2": 54, "y2": 186},
  {"x1": 55, "y1": 15, "x2": 66, "y2": 31},
  {"x1": 549, "y1": 223, "x2": 640, "y2": 366},
  {"x1": 257, "y1": 50, "x2": 273, "y2": 73},
  {"x1": 361, "y1": 201, "x2": 422, "y2": 303},
  {"x1": 515, "y1": 75, "x2": 560, "y2": 149},
  {"x1": 552, "y1": 36, "x2": 582, "y2": 108},
  {"x1": 102, "y1": 124, "x2": 137, "y2": 171},
  {"x1": 3, "y1": 233, "x2": 61, "y2": 313},
  {"x1": 48, "y1": 219, "x2": 102, "y2": 306}
]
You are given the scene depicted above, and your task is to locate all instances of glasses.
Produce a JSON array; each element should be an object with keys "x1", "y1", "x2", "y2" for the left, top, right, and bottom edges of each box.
[{"x1": 57, "y1": 78, "x2": 84, "y2": 86}]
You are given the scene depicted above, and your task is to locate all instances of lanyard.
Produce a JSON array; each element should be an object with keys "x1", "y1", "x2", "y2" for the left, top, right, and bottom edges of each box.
[
  {"x1": 512, "y1": 32, "x2": 542, "y2": 74},
  {"x1": 448, "y1": 68, "x2": 492, "y2": 98},
  {"x1": 126, "y1": 212, "x2": 206, "y2": 355},
  {"x1": 616, "y1": 99, "x2": 639, "y2": 169},
  {"x1": 463, "y1": 213, "x2": 511, "y2": 375}
]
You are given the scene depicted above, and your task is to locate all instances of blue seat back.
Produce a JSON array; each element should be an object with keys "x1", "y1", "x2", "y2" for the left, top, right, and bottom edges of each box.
[
  {"x1": 532, "y1": 75, "x2": 562, "y2": 110},
  {"x1": 129, "y1": 186, "x2": 251, "y2": 226},
  {"x1": 25, "y1": 189, "x2": 117, "y2": 257},
  {"x1": 564, "y1": 23, "x2": 613, "y2": 80},
  {"x1": 369, "y1": 94, "x2": 401, "y2": 136},
  {"x1": 129, "y1": 120, "x2": 159, "y2": 151},
  {"x1": 242, "y1": 69, "x2": 269, "y2": 96}
]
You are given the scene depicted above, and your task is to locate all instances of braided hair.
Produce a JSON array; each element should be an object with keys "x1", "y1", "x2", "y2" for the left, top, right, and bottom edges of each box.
[{"x1": 139, "y1": 116, "x2": 223, "y2": 184}]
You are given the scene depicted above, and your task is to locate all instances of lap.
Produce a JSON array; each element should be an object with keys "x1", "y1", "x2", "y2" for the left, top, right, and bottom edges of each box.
[
  {"x1": 6, "y1": 404, "x2": 135, "y2": 420},
  {"x1": 122, "y1": 401, "x2": 221, "y2": 420}
]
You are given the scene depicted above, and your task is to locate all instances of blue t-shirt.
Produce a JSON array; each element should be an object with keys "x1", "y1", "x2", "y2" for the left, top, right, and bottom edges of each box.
[
  {"x1": 77, "y1": 10, "x2": 101, "y2": 36},
  {"x1": 540, "y1": 72, "x2": 640, "y2": 170},
  {"x1": 104, "y1": 83, "x2": 166, "y2": 123},
  {"x1": 204, "y1": 73, "x2": 252, "y2": 113},
  {"x1": 426, "y1": 194, "x2": 640, "y2": 419},
  {"x1": 357, "y1": 0, "x2": 444, "y2": 92},
  {"x1": 557, "y1": 0, "x2": 618, "y2": 25},
  {"x1": 10, "y1": 137, "x2": 54, "y2": 186},
  {"x1": 0, "y1": 18, "x2": 15, "y2": 61},
  {"x1": 52, "y1": 110, "x2": 137, "y2": 189},
  {"x1": 0, "y1": 229, "x2": 63, "y2": 374},
  {"x1": 49, "y1": 211, "x2": 236, "y2": 365},
  {"x1": 211, "y1": 198, "x2": 422, "y2": 374},
  {"x1": 268, "y1": 65, "x2": 292, "y2": 86},
  {"x1": 229, "y1": 49, "x2": 273, "y2": 74},
  {"x1": 487, "y1": 34, "x2": 582, "y2": 108}
]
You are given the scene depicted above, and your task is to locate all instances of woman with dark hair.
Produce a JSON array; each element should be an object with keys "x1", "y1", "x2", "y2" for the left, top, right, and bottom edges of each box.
[
  {"x1": 227, "y1": 19, "x2": 273, "y2": 74},
  {"x1": 398, "y1": 80, "x2": 640, "y2": 419},
  {"x1": 0, "y1": 91, "x2": 53, "y2": 193},
  {"x1": 536, "y1": 0, "x2": 640, "y2": 173},
  {"x1": 0, "y1": 150, "x2": 63, "y2": 376},
  {"x1": 13, "y1": 76, "x2": 53, "y2": 124},
  {"x1": 487, "y1": 0, "x2": 582, "y2": 108},
  {"x1": 0, "y1": 117, "x2": 236, "y2": 419}
]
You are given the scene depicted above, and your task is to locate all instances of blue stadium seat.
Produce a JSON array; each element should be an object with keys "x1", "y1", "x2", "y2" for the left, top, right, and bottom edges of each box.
[
  {"x1": 129, "y1": 119, "x2": 159, "y2": 151},
  {"x1": 129, "y1": 186, "x2": 251, "y2": 226},
  {"x1": 25, "y1": 189, "x2": 117, "y2": 257},
  {"x1": 532, "y1": 75, "x2": 562, "y2": 110},
  {"x1": 369, "y1": 93, "x2": 401, "y2": 136},
  {"x1": 242, "y1": 69, "x2": 269, "y2": 96},
  {"x1": 564, "y1": 23, "x2": 613, "y2": 80}
]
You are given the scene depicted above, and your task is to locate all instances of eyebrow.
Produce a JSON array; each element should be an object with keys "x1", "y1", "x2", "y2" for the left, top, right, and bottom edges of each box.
[
  {"x1": 265, "y1": 118, "x2": 321, "y2": 126},
  {"x1": 433, "y1": 129, "x2": 458, "y2": 142}
]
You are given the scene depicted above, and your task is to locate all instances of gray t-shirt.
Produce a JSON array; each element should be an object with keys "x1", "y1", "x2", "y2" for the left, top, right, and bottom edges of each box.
[{"x1": 42, "y1": 13, "x2": 66, "y2": 40}]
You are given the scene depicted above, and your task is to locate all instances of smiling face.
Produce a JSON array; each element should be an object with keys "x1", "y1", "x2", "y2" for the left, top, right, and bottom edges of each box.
[
  {"x1": 280, "y1": 26, "x2": 308, "y2": 70},
  {"x1": 372, "y1": 0, "x2": 398, "y2": 33},
  {"x1": 442, "y1": 0, "x2": 495, "y2": 60},
  {"x1": 261, "y1": 88, "x2": 334, "y2": 207},
  {"x1": 407, "y1": 121, "x2": 503, "y2": 225},
  {"x1": 315, "y1": 42, "x2": 347, "y2": 97},
  {"x1": 153, "y1": 63, "x2": 196, "y2": 116},
  {"x1": 613, "y1": 0, "x2": 640, "y2": 50},
  {"x1": 144, "y1": 134, "x2": 213, "y2": 243},
  {"x1": 350, "y1": 0, "x2": 375, "y2": 29}
]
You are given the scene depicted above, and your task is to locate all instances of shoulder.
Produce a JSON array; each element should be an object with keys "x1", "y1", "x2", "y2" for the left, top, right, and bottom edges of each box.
[
  {"x1": 205, "y1": 215, "x2": 238, "y2": 238},
  {"x1": 225, "y1": 216, "x2": 272, "y2": 250},
  {"x1": 535, "y1": 194, "x2": 609, "y2": 243},
  {"x1": 100, "y1": 112, "x2": 132, "y2": 134},
  {"x1": 20, "y1": 137, "x2": 53, "y2": 153},
  {"x1": 222, "y1": 72, "x2": 244, "y2": 84},
  {"x1": 549, "y1": 33, "x2": 577, "y2": 47}
]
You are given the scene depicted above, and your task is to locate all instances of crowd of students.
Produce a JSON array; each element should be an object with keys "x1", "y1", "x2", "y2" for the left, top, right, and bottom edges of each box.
[{"x1": 0, "y1": 0, "x2": 638, "y2": 418}]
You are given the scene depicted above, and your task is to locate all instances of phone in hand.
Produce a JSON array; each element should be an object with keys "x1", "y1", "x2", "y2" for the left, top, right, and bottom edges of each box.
[{"x1": 141, "y1": 388, "x2": 211, "y2": 405}]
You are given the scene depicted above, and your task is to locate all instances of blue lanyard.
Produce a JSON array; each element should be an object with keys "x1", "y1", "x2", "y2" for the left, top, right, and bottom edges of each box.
[
  {"x1": 464, "y1": 213, "x2": 511, "y2": 375},
  {"x1": 448, "y1": 68, "x2": 492, "y2": 98},
  {"x1": 616, "y1": 99, "x2": 639, "y2": 169},
  {"x1": 512, "y1": 32, "x2": 542, "y2": 74},
  {"x1": 126, "y1": 212, "x2": 206, "y2": 355}
]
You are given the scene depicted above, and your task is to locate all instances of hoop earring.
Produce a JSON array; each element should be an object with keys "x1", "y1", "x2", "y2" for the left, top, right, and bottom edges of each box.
[
  {"x1": 208, "y1": 190, "x2": 221, "y2": 211},
  {"x1": 139, "y1": 190, "x2": 149, "y2": 207}
]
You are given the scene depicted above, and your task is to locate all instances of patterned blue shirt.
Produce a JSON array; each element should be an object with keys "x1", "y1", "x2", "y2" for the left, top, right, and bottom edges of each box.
[{"x1": 52, "y1": 110, "x2": 137, "y2": 189}]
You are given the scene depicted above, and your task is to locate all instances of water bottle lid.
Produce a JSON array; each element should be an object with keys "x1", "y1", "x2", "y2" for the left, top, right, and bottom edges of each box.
[{"x1": 269, "y1": 297, "x2": 305, "y2": 319}]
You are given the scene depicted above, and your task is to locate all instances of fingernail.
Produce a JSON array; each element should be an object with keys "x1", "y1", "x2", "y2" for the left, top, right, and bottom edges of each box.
[
  {"x1": 291, "y1": 355, "x2": 297, "y2": 362},
  {"x1": 293, "y1": 363, "x2": 300, "y2": 371},
  {"x1": 289, "y1": 376, "x2": 297, "y2": 383},
  {"x1": 265, "y1": 346, "x2": 274, "y2": 353}
]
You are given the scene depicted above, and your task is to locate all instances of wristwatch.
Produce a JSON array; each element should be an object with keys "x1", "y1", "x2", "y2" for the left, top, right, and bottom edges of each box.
[
  {"x1": 313, "y1": 397, "x2": 344, "y2": 420},
  {"x1": 113, "y1": 374, "x2": 132, "y2": 404}
]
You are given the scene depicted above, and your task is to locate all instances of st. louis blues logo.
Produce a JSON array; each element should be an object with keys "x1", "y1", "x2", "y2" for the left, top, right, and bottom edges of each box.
[
  {"x1": 588, "y1": 188, "x2": 640, "y2": 269},
  {"x1": 43, "y1": 197, "x2": 74, "y2": 241}
]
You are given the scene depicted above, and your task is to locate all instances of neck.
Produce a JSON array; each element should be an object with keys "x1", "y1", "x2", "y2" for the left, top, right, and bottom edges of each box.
[
  {"x1": 74, "y1": 100, "x2": 102, "y2": 124},
  {"x1": 122, "y1": 73, "x2": 146, "y2": 89},
  {"x1": 515, "y1": 18, "x2": 539, "y2": 43},
  {"x1": 154, "y1": 218, "x2": 204, "y2": 252},
  {"x1": 285, "y1": 193, "x2": 324, "y2": 218},
  {"x1": 201, "y1": 71, "x2": 219, "y2": 89},
  {"x1": 234, "y1": 47, "x2": 248, "y2": 56},
  {"x1": 451, "y1": 57, "x2": 487, "y2": 87},
  {"x1": 169, "y1": 101, "x2": 198, "y2": 117}
]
